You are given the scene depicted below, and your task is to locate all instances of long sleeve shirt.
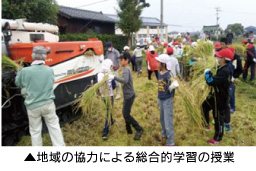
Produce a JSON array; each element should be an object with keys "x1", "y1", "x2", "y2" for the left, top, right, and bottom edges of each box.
[
  {"x1": 114, "y1": 66, "x2": 135, "y2": 99},
  {"x1": 15, "y1": 65, "x2": 55, "y2": 110},
  {"x1": 105, "y1": 48, "x2": 120, "y2": 68}
]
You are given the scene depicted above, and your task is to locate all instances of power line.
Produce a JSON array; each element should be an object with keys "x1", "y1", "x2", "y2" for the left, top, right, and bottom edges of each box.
[{"x1": 76, "y1": 0, "x2": 110, "y2": 8}]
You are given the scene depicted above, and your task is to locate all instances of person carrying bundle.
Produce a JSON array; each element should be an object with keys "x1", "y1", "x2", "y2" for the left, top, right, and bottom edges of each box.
[
  {"x1": 203, "y1": 48, "x2": 233, "y2": 145},
  {"x1": 108, "y1": 55, "x2": 143, "y2": 140},
  {"x1": 97, "y1": 59, "x2": 116, "y2": 140}
]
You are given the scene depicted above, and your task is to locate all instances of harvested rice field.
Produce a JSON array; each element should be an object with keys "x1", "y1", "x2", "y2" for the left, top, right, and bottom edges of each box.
[{"x1": 17, "y1": 65, "x2": 256, "y2": 146}]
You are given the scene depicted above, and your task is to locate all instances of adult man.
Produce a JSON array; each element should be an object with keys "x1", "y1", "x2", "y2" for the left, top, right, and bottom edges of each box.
[
  {"x1": 226, "y1": 29, "x2": 234, "y2": 45},
  {"x1": 105, "y1": 42, "x2": 121, "y2": 99},
  {"x1": 15, "y1": 46, "x2": 65, "y2": 146}
]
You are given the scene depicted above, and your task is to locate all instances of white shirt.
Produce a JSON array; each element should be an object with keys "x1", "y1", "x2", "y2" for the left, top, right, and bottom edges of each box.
[
  {"x1": 168, "y1": 55, "x2": 181, "y2": 78},
  {"x1": 97, "y1": 72, "x2": 114, "y2": 97}
]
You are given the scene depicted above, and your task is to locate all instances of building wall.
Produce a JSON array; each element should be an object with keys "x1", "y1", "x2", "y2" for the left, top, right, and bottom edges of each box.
[{"x1": 57, "y1": 15, "x2": 115, "y2": 35}]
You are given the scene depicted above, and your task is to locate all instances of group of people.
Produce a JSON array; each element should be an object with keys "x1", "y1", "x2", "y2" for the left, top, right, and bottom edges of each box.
[{"x1": 15, "y1": 34, "x2": 255, "y2": 146}]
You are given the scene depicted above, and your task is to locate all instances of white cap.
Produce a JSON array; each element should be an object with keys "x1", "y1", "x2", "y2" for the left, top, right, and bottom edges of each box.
[
  {"x1": 101, "y1": 59, "x2": 113, "y2": 71},
  {"x1": 136, "y1": 42, "x2": 140, "y2": 46},
  {"x1": 155, "y1": 54, "x2": 172, "y2": 70},
  {"x1": 123, "y1": 46, "x2": 130, "y2": 51},
  {"x1": 148, "y1": 45, "x2": 155, "y2": 51},
  {"x1": 168, "y1": 42, "x2": 173, "y2": 47}
]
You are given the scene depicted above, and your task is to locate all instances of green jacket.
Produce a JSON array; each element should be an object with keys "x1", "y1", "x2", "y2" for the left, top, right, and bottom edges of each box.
[{"x1": 15, "y1": 65, "x2": 55, "y2": 110}]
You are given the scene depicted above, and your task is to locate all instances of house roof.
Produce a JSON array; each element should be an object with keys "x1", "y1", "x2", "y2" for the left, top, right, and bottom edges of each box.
[
  {"x1": 106, "y1": 14, "x2": 168, "y2": 27},
  {"x1": 203, "y1": 25, "x2": 219, "y2": 32},
  {"x1": 59, "y1": 6, "x2": 116, "y2": 23}
]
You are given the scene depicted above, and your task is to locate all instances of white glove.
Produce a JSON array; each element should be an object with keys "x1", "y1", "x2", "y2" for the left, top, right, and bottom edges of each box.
[
  {"x1": 168, "y1": 80, "x2": 179, "y2": 92},
  {"x1": 231, "y1": 77, "x2": 235, "y2": 82},
  {"x1": 147, "y1": 64, "x2": 150, "y2": 70},
  {"x1": 204, "y1": 69, "x2": 210, "y2": 74},
  {"x1": 108, "y1": 74, "x2": 115, "y2": 80},
  {"x1": 253, "y1": 58, "x2": 256, "y2": 63}
]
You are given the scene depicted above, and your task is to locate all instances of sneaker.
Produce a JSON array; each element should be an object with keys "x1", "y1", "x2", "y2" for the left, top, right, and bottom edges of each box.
[
  {"x1": 207, "y1": 139, "x2": 221, "y2": 145},
  {"x1": 205, "y1": 126, "x2": 210, "y2": 131},
  {"x1": 134, "y1": 128, "x2": 143, "y2": 140},
  {"x1": 161, "y1": 137, "x2": 167, "y2": 146},
  {"x1": 102, "y1": 134, "x2": 108, "y2": 140},
  {"x1": 224, "y1": 125, "x2": 231, "y2": 132}
]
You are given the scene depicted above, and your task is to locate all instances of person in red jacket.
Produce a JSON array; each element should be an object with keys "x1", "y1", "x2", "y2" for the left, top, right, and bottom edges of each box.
[{"x1": 146, "y1": 45, "x2": 158, "y2": 80}]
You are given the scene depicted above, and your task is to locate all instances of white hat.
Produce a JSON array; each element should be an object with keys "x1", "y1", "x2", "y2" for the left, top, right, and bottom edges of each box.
[
  {"x1": 101, "y1": 59, "x2": 113, "y2": 71},
  {"x1": 168, "y1": 42, "x2": 173, "y2": 47},
  {"x1": 191, "y1": 42, "x2": 197, "y2": 47},
  {"x1": 148, "y1": 45, "x2": 155, "y2": 51},
  {"x1": 136, "y1": 42, "x2": 140, "y2": 46},
  {"x1": 123, "y1": 46, "x2": 130, "y2": 51},
  {"x1": 155, "y1": 54, "x2": 172, "y2": 70}
]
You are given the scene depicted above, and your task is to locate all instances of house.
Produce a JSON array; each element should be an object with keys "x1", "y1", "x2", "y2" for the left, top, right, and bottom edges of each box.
[
  {"x1": 58, "y1": 6, "x2": 116, "y2": 34},
  {"x1": 202, "y1": 25, "x2": 220, "y2": 34},
  {"x1": 106, "y1": 14, "x2": 169, "y2": 42}
]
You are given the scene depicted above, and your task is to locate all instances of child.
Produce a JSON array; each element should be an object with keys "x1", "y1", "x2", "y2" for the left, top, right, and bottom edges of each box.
[
  {"x1": 108, "y1": 55, "x2": 143, "y2": 140},
  {"x1": 146, "y1": 45, "x2": 158, "y2": 80},
  {"x1": 133, "y1": 42, "x2": 144, "y2": 76},
  {"x1": 156, "y1": 54, "x2": 175, "y2": 146},
  {"x1": 97, "y1": 59, "x2": 115, "y2": 140},
  {"x1": 242, "y1": 39, "x2": 256, "y2": 81},
  {"x1": 203, "y1": 48, "x2": 233, "y2": 145}
]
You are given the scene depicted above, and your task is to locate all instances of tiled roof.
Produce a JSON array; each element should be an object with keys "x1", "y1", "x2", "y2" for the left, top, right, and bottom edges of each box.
[{"x1": 59, "y1": 6, "x2": 116, "y2": 23}]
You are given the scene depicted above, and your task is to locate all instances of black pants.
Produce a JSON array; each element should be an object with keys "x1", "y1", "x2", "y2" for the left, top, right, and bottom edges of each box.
[
  {"x1": 148, "y1": 70, "x2": 158, "y2": 80},
  {"x1": 202, "y1": 95, "x2": 229, "y2": 141},
  {"x1": 243, "y1": 59, "x2": 255, "y2": 81},
  {"x1": 130, "y1": 56, "x2": 137, "y2": 72},
  {"x1": 123, "y1": 94, "x2": 142, "y2": 132}
]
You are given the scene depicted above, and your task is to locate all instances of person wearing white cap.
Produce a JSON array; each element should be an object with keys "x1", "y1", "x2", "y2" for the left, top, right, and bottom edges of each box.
[
  {"x1": 97, "y1": 59, "x2": 115, "y2": 140},
  {"x1": 133, "y1": 42, "x2": 144, "y2": 76},
  {"x1": 155, "y1": 54, "x2": 177, "y2": 146},
  {"x1": 146, "y1": 45, "x2": 158, "y2": 80},
  {"x1": 15, "y1": 46, "x2": 65, "y2": 146}
]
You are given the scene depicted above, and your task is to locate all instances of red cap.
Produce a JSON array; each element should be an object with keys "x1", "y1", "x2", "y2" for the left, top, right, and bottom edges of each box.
[
  {"x1": 164, "y1": 43, "x2": 168, "y2": 47},
  {"x1": 214, "y1": 42, "x2": 221, "y2": 49},
  {"x1": 215, "y1": 48, "x2": 234, "y2": 61},
  {"x1": 157, "y1": 41, "x2": 161, "y2": 45},
  {"x1": 242, "y1": 39, "x2": 248, "y2": 44},
  {"x1": 228, "y1": 47, "x2": 235, "y2": 54},
  {"x1": 167, "y1": 47, "x2": 174, "y2": 54}
]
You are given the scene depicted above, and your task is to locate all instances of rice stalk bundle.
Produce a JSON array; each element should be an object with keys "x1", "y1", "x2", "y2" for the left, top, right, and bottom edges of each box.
[
  {"x1": 230, "y1": 44, "x2": 246, "y2": 57},
  {"x1": 76, "y1": 75, "x2": 113, "y2": 124},
  {"x1": 2, "y1": 55, "x2": 22, "y2": 70},
  {"x1": 176, "y1": 41, "x2": 216, "y2": 130}
]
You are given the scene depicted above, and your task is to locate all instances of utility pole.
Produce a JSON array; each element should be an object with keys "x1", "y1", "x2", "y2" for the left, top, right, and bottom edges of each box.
[
  {"x1": 160, "y1": 0, "x2": 163, "y2": 42},
  {"x1": 215, "y1": 7, "x2": 221, "y2": 40}
]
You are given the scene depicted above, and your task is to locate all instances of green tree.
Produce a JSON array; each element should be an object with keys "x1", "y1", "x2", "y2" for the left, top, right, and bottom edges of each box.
[
  {"x1": 225, "y1": 23, "x2": 244, "y2": 36},
  {"x1": 117, "y1": 0, "x2": 144, "y2": 47},
  {"x1": 2, "y1": 0, "x2": 59, "y2": 24}
]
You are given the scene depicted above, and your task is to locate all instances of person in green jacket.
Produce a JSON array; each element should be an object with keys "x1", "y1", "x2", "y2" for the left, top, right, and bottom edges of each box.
[{"x1": 15, "y1": 46, "x2": 65, "y2": 146}]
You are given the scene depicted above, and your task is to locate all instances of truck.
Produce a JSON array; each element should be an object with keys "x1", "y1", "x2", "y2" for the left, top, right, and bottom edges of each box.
[{"x1": 1, "y1": 19, "x2": 104, "y2": 146}]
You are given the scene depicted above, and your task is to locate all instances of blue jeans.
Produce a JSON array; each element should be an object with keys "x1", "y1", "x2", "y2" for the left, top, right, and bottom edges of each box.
[
  {"x1": 229, "y1": 84, "x2": 236, "y2": 111},
  {"x1": 158, "y1": 97, "x2": 174, "y2": 146},
  {"x1": 102, "y1": 96, "x2": 114, "y2": 135}
]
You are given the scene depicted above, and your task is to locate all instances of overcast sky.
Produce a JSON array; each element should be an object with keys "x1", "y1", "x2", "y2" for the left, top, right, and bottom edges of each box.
[{"x1": 56, "y1": 0, "x2": 256, "y2": 32}]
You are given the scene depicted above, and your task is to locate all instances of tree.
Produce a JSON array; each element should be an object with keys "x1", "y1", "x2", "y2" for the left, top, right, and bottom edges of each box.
[
  {"x1": 2, "y1": 0, "x2": 59, "y2": 24},
  {"x1": 225, "y1": 23, "x2": 244, "y2": 36},
  {"x1": 117, "y1": 0, "x2": 146, "y2": 47}
]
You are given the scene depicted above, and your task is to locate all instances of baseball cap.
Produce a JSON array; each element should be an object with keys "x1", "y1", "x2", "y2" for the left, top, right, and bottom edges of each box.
[
  {"x1": 32, "y1": 46, "x2": 47, "y2": 55},
  {"x1": 167, "y1": 47, "x2": 174, "y2": 54},
  {"x1": 164, "y1": 43, "x2": 168, "y2": 47},
  {"x1": 148, "y1": 45, "x2": 155, "y2": 51},
  {"x1": 123, "y1": 46, "x2": 130, "y2": 51},
  {"x1": 105, "y1": 42, "x2": 112, "y2": 49},
  {"x1": 241, "y1": 39, "x2": 248, "y2": 44},
  {"x1": 215, "y1": 48, "x2": 234, "y2": 61},
  {"x1": 228, "y1": 47, "x2": 235, "y2": 54},
  {"x1": 214, "y1": 42, "x2": 221, "y2": 49}
]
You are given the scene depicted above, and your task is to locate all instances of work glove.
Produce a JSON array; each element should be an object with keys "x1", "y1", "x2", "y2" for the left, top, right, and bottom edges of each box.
[
  {"x1": 108, "y1": 74, "x2": 115, "y2": 80},
  {"x1": 147, "y1": 63, "x2": 151, "y2": 70},
  {"x1": 168, "y1": 80, "x2": 179, "y2": 92},
  {"x1": 204, "y1": 69, "x2": 211, "y2": 74},
  {"x1": 231, "y1": 76, "x2": 235, "y2": 83},
  {"x1": 204, "y1": 69, "x2": 213, "y2": 83},
  {"x1": 253, "y1": 58, "x2": 256, "y2": 63}
]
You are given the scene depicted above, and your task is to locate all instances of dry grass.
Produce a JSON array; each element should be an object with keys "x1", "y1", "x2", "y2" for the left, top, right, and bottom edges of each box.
[{"x1": 16, "y1": 65, "x2": 256, "y2": 146}]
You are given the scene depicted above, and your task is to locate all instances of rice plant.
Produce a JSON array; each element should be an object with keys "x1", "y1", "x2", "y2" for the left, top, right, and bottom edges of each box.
[{"x1": 2, "y1": 55, "x2": 22, "y2": 70}]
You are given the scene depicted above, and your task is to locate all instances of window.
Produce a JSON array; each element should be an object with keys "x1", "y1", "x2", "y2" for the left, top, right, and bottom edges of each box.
[
  {"x1": 94, "y1": 26, "x2": 102, "y2": 34},
  {"x1": 30, "y1": 34, "x2": 44, "y2": 42}
]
